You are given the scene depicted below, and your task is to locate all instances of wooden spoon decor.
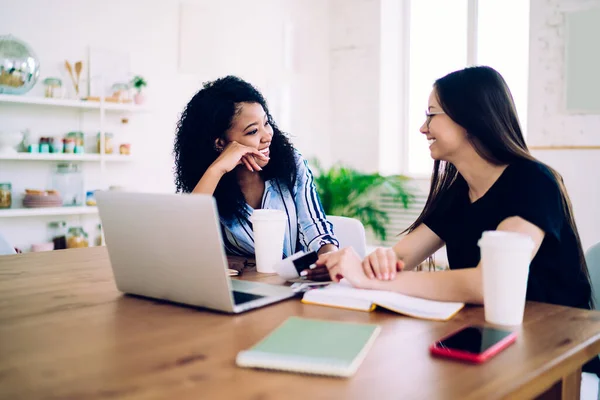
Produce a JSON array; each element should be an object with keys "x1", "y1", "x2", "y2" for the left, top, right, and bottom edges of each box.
[
  {"x1": 74, "y1": 61, "x2": 82, "y2": 95},
  {"x1": 65, "y1": 60, "x2": 83, "y2": 96}
]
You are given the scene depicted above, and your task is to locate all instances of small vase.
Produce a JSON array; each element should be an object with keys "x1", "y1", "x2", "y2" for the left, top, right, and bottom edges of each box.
[{"x1": 134, "y1": 92, "x2": 145, "y2": 105}]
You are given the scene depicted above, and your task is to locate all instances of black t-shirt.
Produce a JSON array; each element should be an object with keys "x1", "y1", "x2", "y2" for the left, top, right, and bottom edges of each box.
[
  {"x1": 423, "y1": 159, "x2": 599, "y2": 375},
  {"x1": 424, "y1": 159, "x2": 592, "y2": 308}
]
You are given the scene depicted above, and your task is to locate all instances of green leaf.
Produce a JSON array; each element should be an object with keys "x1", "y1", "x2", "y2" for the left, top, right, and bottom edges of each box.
[{"x1": 309, "y1": 158, "x2": 415, "y2": 242}]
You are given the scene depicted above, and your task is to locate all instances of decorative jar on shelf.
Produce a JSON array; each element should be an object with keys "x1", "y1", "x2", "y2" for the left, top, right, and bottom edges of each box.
[
  {"x1": 39, "y1": 137, "x2": 50, "y2": 153},
  {"x1": 50, "y1": 136, "x2": 63, "y2": 153},
  {"x1": 66, "y1": 227, "x2": 89, "y2": 249},
  {"x1": 52, "y1": 163, "x2": 84, "y2": 206},
  {"x1": 0, "y1": 183, "x2": 11, "y2": 209},
  {"x1": 86, "y1": 190, "x2": 96, "y2": 206},
  {"x1": 119, "y1": 143, "x2": 131, "y2": 155},
  {"x1": 97, "y1": 132, "x2": 114, "y2": 154},
  {"x1": 67, "y1": 131, "x2": 85, "y2": 154},
  {"x1": 63, "y1": 138, "x2": 75, "y2": 153},
  {"x1": 95, "y1": 224, "x2": 104, "y2": 246},
  {"x1": 43, "y1": 77, "x2": 63, "y2": 98},
  {"x1": 111, "y1": 83, "x2": 131, "y2": 103}
]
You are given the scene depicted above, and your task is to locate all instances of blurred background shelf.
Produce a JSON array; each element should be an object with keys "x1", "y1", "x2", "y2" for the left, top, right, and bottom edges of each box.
[
  {"x1": 0, "y1": 206, "x2": 99, "y2": 218},
  {"x1": 0, "y1": 84, "x2": 142, "y2": 252},
  {"x1": 0, "y1": 153, "x2": 133, "y2": 161},
  {"x1": 0, "y1": 94, "x2": 149, "y2": 112}
]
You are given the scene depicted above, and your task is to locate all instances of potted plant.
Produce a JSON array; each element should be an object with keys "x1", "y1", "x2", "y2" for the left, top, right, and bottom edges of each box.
[
  {"x1": 131, "y1": 75, "x2": 147, "y2": 104},
  {"x1": 310, "y1": 159, "x2": 415, "y2": 242}
]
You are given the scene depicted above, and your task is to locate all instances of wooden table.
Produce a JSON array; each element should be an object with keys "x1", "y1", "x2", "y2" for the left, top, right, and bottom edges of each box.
[{"x1": 1, "y1": 248, "x2": 599, "y2": 400}]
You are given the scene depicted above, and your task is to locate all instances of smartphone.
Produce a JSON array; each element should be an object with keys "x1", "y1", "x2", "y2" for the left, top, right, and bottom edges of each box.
[
  {"x1": 273, "y1": 250, "x2": 318, "y2": 280},
  {"x1": 429, "y1": 325, "x2": 517, "y2": 364}
]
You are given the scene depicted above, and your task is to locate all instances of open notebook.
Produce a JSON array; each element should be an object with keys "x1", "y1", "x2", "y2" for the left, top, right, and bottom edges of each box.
[
  {"x1": 302, "y1": 283, "x2": 464, "y2": 321},
  {"x1": 236, "y1": 317, "x2": 381, "y2": 378}
]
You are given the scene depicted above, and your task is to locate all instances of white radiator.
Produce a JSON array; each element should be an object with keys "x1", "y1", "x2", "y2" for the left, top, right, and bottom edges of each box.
[
  {"x1": 376, "y1": 191, "x2": 428, "y2": 247},
  {"x1": 365, "y1": 179, "x2": 449, "y2": 269}
]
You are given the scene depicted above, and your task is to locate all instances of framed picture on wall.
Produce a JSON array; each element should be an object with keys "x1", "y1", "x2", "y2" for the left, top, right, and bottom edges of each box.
[{"x1": 565, "y1": 7, "x2": 600, "y2": 114}]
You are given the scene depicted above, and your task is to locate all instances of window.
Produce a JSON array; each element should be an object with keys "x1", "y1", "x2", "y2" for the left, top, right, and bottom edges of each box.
[
  {"x1": 390, "y1": 0, "x2": 530, "y2": 176},
  {"x1": 477, "y1": 0, "x2": 530, "y2": 134},
  {"x1": 407, "y1": 0, "x2": 469, "y2": 176}
]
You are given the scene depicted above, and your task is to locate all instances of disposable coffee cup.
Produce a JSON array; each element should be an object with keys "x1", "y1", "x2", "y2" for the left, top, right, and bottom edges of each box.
[
  {"x1": 249, "y1": 210, "x2": 287, "y2": 273},
  {"x1": 478, "y1": 231, "x2": 535, "y2": 326}
]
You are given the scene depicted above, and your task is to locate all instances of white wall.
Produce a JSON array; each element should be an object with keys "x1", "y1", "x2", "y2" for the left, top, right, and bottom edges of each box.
[
  {"x1": 329, "y1": 0, "x2": 382, "y2": 173},
  {"x1": 175, "y1": 0, "x2": 332, "y2": 163},
  {"x1": 287, "y1": 0, "x2": 332, "y2": 162},
  {"x1": 529, "y1": 0, "x2": 600, "y2": 250},
  {"x1": 0, "y1": 0, "x2": 331, "y2": 250}
]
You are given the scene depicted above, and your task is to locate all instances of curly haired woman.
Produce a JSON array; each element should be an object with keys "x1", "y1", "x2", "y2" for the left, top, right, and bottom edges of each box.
[{"x1": 174, "y1": 76, "x2": 338, "y2": 280}]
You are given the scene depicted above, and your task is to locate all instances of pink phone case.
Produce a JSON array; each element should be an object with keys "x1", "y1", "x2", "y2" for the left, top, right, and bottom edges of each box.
[{"x1": 429, "y1": 326, "x2": 517, "y2": 364}]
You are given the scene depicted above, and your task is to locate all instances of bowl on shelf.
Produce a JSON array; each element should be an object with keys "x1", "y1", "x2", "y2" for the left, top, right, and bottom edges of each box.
[
  {"x1": 22, "y1": 189, "x2": 63, "y2": 208},
  {"x1": 0, "y1": 131, "x2": 23, "y2": 155}
]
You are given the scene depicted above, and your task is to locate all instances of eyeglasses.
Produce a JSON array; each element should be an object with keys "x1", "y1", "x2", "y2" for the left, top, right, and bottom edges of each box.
[{"x1": 425, "y1": 111, "x2": 445, "y2": 129}]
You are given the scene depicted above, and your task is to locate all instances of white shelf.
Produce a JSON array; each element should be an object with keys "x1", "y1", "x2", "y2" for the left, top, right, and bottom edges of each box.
[
  {"x1": 0, "y1": 94, "x2": 149, "y2": 112},
  {"x1": 103, "y1": 102, "x2": 150, "y2": 112},
  {"x1": 0, "y1": 153, "x2": 134, "y2": 162},
  {"x1": 102, "y1": 154, "x2": 134, "y2": 162},
  {"x1": 0, "y1": 206, "x2": 98, "y2": 218}
]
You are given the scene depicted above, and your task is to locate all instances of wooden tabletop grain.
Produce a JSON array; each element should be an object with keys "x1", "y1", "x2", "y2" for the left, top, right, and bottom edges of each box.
[{"x1": 1, "y1": 247, "x2": 599, "y2": 400}]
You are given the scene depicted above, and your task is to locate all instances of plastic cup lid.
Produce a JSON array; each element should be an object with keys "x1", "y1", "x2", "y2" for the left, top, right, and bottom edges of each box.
[
  {"x1": 249, "y1": 209, "x2": 287, "y2": 222},
  {"x1": 478, "y1": 230, "x2": 535, "y2": 250}
]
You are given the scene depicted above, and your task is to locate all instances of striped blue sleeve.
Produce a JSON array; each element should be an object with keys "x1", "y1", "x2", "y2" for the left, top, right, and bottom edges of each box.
[
  {"x1": 293, "y1": 151, "x2": 339, "y2": 253},
  {"x1": 220, "y1": 222, "x2": 252, "y2": 257}
]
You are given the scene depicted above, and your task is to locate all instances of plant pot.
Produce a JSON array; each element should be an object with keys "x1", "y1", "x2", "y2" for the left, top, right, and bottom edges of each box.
[{"x1": 134, "y1": 92, "x2": 145, "y2": 105}]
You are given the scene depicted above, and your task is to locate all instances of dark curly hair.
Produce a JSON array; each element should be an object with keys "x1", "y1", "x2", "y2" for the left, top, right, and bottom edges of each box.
[{"x1": 173, "y1": 76, "x2": 298, "y2": 221}]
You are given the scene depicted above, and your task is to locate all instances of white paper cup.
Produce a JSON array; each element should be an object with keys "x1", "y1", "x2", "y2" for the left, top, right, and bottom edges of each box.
[
  {"x1": 250, "y1": 209, "x2": 287, "y2": 273},
  {"x1": 478, "y1": 231, "x2": 535, "y2": 326}
]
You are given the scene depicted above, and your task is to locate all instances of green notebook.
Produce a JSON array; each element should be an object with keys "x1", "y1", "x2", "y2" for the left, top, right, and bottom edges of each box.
[{"x1": 236, "y1": 317, "x2": 381, "y2": 378}]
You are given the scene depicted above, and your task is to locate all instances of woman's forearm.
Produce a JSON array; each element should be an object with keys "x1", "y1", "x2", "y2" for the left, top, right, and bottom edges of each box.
[
  {"x1": 371, "y1": 266, "x2": 484, "y2": 304},
  {"x1": 192, "y1": 167, "x2": 225, "y2": 195},
  {"x1": 318, "y1": 244, "x2": 338, "y2": 256}
]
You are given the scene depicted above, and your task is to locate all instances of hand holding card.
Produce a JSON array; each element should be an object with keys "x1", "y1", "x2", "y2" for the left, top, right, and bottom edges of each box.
[
  {"x1": 301, "y1": 265, "x2": 331, "y2": 281},
  {"x1": 273, "y1": 251, "x2": 319, "y2": 280}
]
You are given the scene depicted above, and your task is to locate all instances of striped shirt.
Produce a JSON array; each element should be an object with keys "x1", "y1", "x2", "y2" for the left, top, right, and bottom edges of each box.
[{"x1": 220, "y1": 151, "x2": 339, "y2": 257}]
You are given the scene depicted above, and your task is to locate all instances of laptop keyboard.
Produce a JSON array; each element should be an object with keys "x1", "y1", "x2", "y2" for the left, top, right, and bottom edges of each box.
[{"x1": 233, "y1": 291, "x2": 265, "y2": 305}]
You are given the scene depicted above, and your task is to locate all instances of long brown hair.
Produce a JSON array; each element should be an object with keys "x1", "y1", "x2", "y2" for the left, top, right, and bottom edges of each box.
[{"x1": 407, "y1": 66, "x2": 592, "y2": 304}]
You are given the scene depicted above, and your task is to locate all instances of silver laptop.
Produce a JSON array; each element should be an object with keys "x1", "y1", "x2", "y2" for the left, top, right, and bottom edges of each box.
[{"x1": 95, "y1": 191, "x2": 295, "y2": 313}]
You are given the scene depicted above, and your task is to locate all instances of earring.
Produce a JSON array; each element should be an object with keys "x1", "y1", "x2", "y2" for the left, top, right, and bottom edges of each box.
[{"x1": 214, "y1": 143, "x2": 222, "y2": 152}]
